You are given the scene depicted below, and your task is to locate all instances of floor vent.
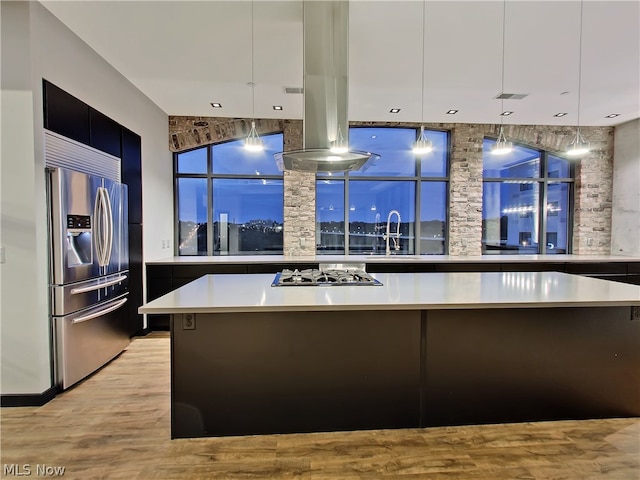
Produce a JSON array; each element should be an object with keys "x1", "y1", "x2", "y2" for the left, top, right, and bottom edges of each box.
[{"x1": 284, "y1": 86, "x2": 304, "y2": 94}]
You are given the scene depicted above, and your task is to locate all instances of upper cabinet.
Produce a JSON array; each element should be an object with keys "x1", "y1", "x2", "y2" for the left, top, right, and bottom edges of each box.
[
  {"x1": 44, "y1": 80, "x2": 123, "y2": 158},
  {"x1": 89, "y1": 108, "x2": 122, "y2": 157},
  {"x1": 43, "y1": 80, "x2": 91, "y2": 145}
]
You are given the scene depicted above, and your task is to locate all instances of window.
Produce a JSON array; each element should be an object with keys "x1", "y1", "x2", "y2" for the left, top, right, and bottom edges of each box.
[
  {"x1": 176, "y1": 177, "x2": 208, "y2": 255},
  {"x1": 316, "y1": 127, "x2": 449, "y2": 255},
  {"x1": 482, "y1": 139, "x2": 574, "y2": 255},
  {"x1": 175, "y1": 133, "x2": 284, "y2": 255},
  {"x1": 317, "y1": 180, "x2": 345, "y2": 253}
]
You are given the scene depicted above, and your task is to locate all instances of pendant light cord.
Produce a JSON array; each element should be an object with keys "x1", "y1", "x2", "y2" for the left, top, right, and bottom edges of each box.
[
  {"x1": 251, "y1": 0, "x2": 255, "y2": 121},
  {"x1": 576, "y1": 0, "x2": 584, "y2": 130},
  {"x1": 500, "y1": 0, "x2": 506, "y2": 127},
  {"x1": 420, "y1": 0, "x2": 426, "y2": 124}
]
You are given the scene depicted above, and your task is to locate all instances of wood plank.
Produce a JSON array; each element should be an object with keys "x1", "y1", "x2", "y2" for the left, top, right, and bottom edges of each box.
[{"x1": 1, "y1": 335, "x2": 638, "y2": 479}]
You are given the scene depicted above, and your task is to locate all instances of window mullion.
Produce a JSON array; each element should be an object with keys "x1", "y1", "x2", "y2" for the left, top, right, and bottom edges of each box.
[
  {"x1": 344, "y1": 175, "x2": 350, "y2": 255},
  {"x1": 173, "y1": 153, "x2": 178, "y2": 255},
  {"x1": 539, "y1": 178, "x2": 548, "y2": 254},
  {"x1": 415, "y1": 180, "x2": 421, "y2": 255},
  {"x1": 207, "y1": 146, "x2": 214, "y2": 256}
]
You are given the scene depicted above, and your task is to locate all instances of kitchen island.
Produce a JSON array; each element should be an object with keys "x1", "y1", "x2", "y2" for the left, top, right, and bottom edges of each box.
[
  {"x1": 139, "y1": 271, "x2": 640, "y2": 438},
  {"x1": 146, "y1": 254, "x2": 640, "y2": 329}
]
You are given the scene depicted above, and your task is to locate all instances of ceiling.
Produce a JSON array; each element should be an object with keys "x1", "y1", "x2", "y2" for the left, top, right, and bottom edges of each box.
[{"x1": 41, "y1": 0, "x2": 640, "y2": 127}]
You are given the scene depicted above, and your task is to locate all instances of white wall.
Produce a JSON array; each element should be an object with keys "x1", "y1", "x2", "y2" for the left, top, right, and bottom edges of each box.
[
  {"x1": 611, "y1": 119, "x2": 640, "y2": 256},
  {"x1": 0, "y1": 1, "x2": 173, "y2": 395},
  {"x1": 1, "y1": 1, "x2": 51, "y2": 395}
]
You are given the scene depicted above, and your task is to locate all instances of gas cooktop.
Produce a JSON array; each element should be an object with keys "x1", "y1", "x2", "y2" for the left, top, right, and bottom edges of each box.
[{"x1": 271, "y1": 264, "x2": 382, "y2": 287}]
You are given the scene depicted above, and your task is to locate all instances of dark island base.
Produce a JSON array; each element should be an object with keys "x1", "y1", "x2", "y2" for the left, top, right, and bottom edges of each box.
[{"x1": 170, "y1": 307, "x2": 640, "y2": 438}]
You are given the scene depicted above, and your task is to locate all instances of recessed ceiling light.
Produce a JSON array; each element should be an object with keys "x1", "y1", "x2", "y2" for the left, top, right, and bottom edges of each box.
[
  {"x1": 554, "y1": 112, "x2": 568, "y2": 117},
  {"x1": 605, "y1": 113, "x2": 620, "y2": 118},
  {"x1": 446, "y1": 110, "x2": 458, "y2": 115},
  {"x1": 500, "y1": 111, "x2": 513, "y2": 116},
  {"x1": 273, "y1": 105, "x2": 283, "y2": 111},
  {"x1": 210, "y1": 102, "x2": 222, "y2": 108},
  {"x1": 389, "y1": 108, "x2": 401, "y2": 113}
]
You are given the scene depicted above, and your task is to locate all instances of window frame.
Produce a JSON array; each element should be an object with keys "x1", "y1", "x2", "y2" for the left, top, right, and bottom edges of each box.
[
  {"x1": 174, "y1": 132, "x2": 285, "y2": 256},
  {"x1": 482, "y1": 137, "x2": 575, "y2": 255},
  {"x1": 316, "y1": 126, "x2": 451, "y2": 255}
]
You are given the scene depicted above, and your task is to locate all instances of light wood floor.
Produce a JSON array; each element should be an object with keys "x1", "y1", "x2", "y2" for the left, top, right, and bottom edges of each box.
[{"x1": 2, "y1": 334, "x2": 639, "y2": 479}]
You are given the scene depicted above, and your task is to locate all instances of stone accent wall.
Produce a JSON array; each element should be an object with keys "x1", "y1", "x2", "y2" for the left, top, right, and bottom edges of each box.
[
  {"x1": 169, "y1": 116, "x2": 614, "y2": 256},
  {"x1": 168, "y1": 116, "x2": 284, "y2": 152},
  {"x1": 282, "y1": 120, "x2": 316, "y2": 256},
  {"x1": 565, "y1": 128, "x2": 614, "y2": 254},
  {"x1": 448, "y1": 124, "x2": 485, "y2": 255}
]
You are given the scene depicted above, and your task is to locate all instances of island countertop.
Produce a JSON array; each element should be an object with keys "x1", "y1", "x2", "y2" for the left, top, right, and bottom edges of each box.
[
  {"x1": 146, "y1": 254, "x2": 640, "y2": 265},
  {"x1": 138, "y1": 271, "x2": 640, "y2": 314}
]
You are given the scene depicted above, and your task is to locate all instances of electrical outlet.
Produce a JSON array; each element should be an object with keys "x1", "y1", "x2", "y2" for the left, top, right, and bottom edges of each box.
[
  {"x1": 632, "y1": 307, "x2": 640, "y2": 321},
  {"x1": 183, "y1": 313, "x2": 196, "y2": 330},
  {"x1": 0, "y1": 246, "x2": 5, "y2": 264}
]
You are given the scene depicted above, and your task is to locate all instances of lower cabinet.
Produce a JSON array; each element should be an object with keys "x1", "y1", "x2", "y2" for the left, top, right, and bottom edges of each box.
[
  {"x1": 168, "y1": 305, "x2": 640, "y2": 438},
  {"x1": 423, "y1": 306, "x2": 640, "y2": 427},
  {"x1": 171, "y1": 310, "x2": 421, "y2": 437}
]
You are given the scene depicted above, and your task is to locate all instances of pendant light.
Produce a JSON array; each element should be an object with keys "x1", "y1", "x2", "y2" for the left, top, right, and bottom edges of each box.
[
  {"x1": 491, "y1": 0, "x2": 513, "y2": 156},
  {"x1": 330, "y1": 124, "x2": 348, "y2": 154},
  {"x1": 566, "y1": 0, "x2": 590, "y2": 157},
  {"x1": 413, "y1": 0, "x2": 433, "y2": 155},
  {"x1": 244, "y1": 1, "x2": 263, "y2": 152}
]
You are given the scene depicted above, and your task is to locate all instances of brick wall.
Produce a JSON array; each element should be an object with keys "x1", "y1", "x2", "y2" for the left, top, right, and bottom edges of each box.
[{"x1": 169, "y1": 116, "x2": 613, "y2": 256}]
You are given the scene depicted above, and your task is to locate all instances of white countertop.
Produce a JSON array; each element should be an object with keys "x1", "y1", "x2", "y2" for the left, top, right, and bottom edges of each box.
[
  {"x1": 138, "y1": 271, "x2": 640, "y2": 314},
  {"x1": 146, "y1": 254, "x2": 640, "y2": 265}
]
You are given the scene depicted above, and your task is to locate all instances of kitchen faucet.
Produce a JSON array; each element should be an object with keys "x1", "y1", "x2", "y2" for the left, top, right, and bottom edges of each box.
[{"x1": 384, "y1": 210, "x2": 401, "y2": 256}]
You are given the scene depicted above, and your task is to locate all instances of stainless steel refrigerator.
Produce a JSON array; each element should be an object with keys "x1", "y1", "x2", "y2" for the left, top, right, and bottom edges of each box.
[{"x1": 47, "y1": 167, "x2": 130, "y2": 390}]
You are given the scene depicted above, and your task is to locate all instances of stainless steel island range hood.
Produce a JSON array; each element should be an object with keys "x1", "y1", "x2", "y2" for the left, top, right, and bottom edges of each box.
[{"x1": 274, "y1": 1, "x2": 378, "y2": 173}]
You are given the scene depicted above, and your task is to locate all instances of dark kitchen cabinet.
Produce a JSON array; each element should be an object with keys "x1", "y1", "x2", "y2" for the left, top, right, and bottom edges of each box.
[
  {"x1": 172, "y1": 310, "x2": 422, "y2": 437},
  {"x1": 120, "y1": 128, "x2": 143, "y2": 333},
  {"x1": 121, "y1": 127, "x2": 142, "y2": 224},
  {"x1": 628, "y1": 263, "x2": 640, "y2": 285},
  {"x1": 366, "y1": 263, "x2": 435, "y2": 273},
  {"x1": 43, "y1": 80, "x2": 90, "y2": 145},
  {"x1": 565, "y1": 262, "x2": 627, "y2": 275},
  {"x1": 90, "y1": 109, "x2": 122, "y2": 157},
  {"x1": 127, "y1": 224, "x2": 144, "y2": 336},
  {"x1": 432, "y1": 263, "x2": 501, "y2": 272},
  {"x1": 423, "y1": 307, "x2": 640, "y2": 427},
  {"x1": 146, "y1": 265, "x2": 173, "y2": 331}
]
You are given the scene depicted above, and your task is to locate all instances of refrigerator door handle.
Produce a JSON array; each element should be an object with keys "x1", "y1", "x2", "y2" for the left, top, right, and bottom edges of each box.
[
  {"x1": 100, "y1": 187, "x2": 109, "y2": 266},
  {"x1": 94, "y1": 187, "x2": 105, "y2": 266},
  {"x1": 70, "y1": 274, "x2": 128, "y2": 295},
  {"x1": 95, "y1": 186, "x2": 112, "y2": 267},
  {"x1": 104, "y1": 187, "x2": 114, "y2": 265},
  {"x1": 71, "y1": 297, "x2": 128, "y2": 324}
]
